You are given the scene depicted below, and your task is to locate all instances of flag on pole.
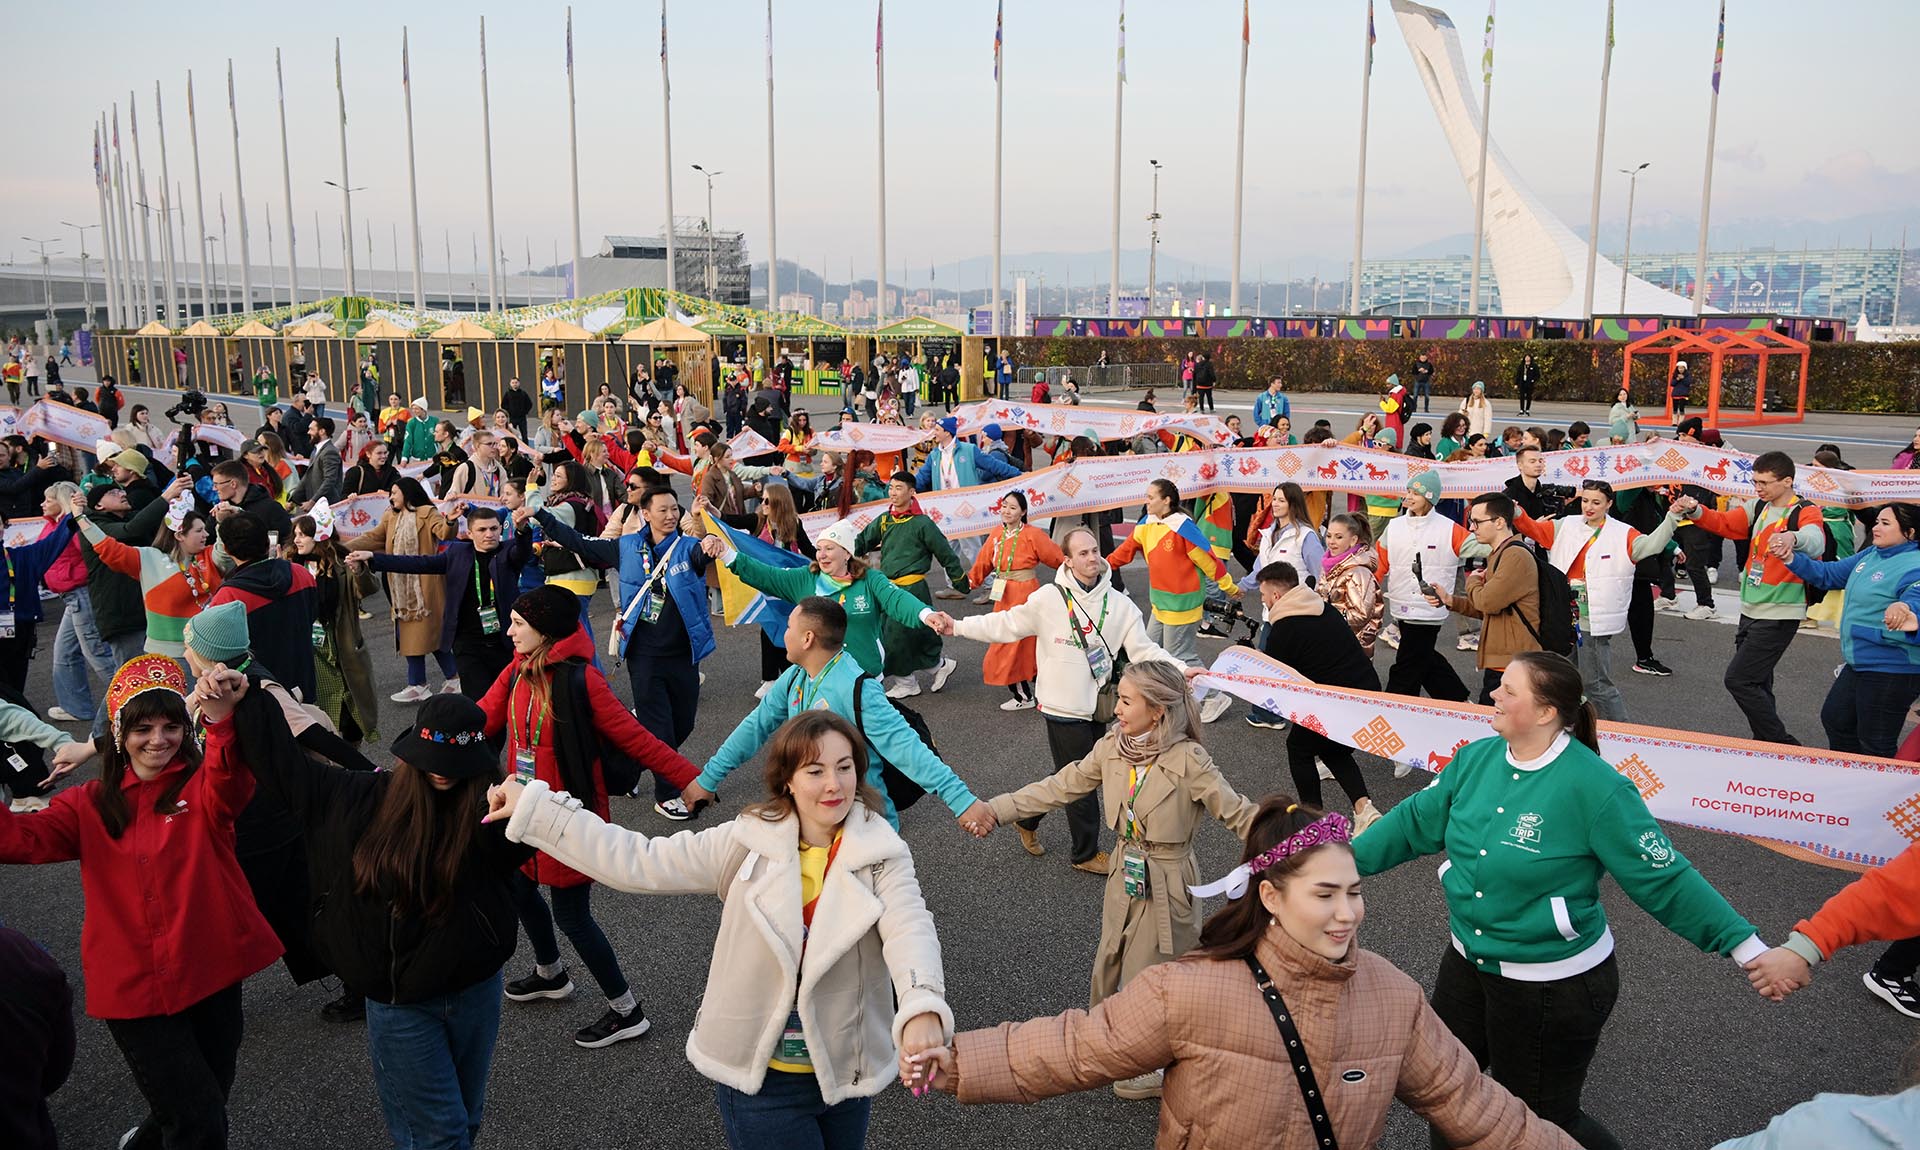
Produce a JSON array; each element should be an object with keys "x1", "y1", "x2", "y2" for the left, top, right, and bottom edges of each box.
[
  {"x1": 403, "y1": 33, "x2": 411, "y2": 90},
  {"x1": 1711, "y1": 0, "x2": 1725, "y2": 92},
  {"x1": 1481, "y1": 1, "x2": 1495, "y2": 86},
  {"x1": 1118, "y1": 1, "x2": 1127, "y2": 82},
  {"x1": 1607, "y1": 0, "x2": 1615, "y2": 50},
  {"x1": 660, "y1": 0, "x2": 670, "y2": 97},
  {"x1": 766, "y1": 0, "x2": 773, "y2": 85},
  {"x1": 1368, "y1": 0, "x2": 1377, "y2": 73},
  {"x1": 94, "y1": 127, "x2": 103, "y2": 186},
  {"x1": 875, "y1": 0, "x2": 884, "y2": 91},
  {"x1": 993, "y1": 0, "x2": 1003, "y2": 79},
  {"x1": 227, "y1": 59, "x2": 236, "y2": 114},
  {"x1": 1243, "y1": 0, "x2": 1250, "y2": 45},
  {"x1": 702, "y1": 511, "x2": 807, "y2": 640},
  {"x1": 567, "y1": 8, "x2": 574, "y2": 77}
]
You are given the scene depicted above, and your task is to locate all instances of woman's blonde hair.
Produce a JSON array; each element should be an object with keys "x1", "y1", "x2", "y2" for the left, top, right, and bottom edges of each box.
[{"x1": 1121, "y1": 659, "x2": 1204, "y2": 750}]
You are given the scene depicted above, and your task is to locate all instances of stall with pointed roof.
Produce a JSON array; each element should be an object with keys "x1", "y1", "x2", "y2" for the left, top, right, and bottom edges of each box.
[{"x1": 1622, "y1": 326, "x2": 1809, "y2": 429}]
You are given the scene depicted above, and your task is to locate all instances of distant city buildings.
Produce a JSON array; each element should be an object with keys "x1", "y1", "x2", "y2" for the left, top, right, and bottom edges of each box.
[{"x1": 578, "y1": 222, "x2": 751, "y2": 306}]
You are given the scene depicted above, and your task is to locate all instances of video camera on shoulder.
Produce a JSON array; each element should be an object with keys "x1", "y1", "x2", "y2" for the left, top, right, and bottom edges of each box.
[{"x1": 163, "y1": 388, "x2": 209, "y2": 423}]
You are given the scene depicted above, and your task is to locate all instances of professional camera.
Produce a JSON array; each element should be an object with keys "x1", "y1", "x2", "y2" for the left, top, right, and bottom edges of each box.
[
  {"x1": 1199, "y1": 596, "x2": 1262, "y2": 648},
  {"x1": 163, "y1": 388, "x2": 209, "y2": 423}
]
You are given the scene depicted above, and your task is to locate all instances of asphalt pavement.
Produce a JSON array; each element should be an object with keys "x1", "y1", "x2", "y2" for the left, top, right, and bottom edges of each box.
[{"x1": 7, "y1": 369, "x2": 1917, "y2": 1149}]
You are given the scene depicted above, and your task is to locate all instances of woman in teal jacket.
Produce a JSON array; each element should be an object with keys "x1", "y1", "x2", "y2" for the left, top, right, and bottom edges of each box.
[
  {"x1": 1353, "y1": 651, "x2": 1764, "y2": 1150},
  {"x1": 1783, "y1": 503, "x2": 1920, "y2": 758}
]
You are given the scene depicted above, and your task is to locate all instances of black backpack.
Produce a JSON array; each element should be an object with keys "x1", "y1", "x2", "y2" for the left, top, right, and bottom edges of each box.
[
  {"x1": 556, "y1": 658, "x2": 649, "y2": 798},
  {"x1": 1507, "y1": 540, "x2": 1576, "y2": 658},
  {"x1": 850, "y1": 672, "x2": 936, "y2": 812}
]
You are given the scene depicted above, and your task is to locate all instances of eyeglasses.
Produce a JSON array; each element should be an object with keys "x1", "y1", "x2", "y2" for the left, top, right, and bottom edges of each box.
[{"x1": 1468, "y1": 516, "x2": 1494, "y2": 527}]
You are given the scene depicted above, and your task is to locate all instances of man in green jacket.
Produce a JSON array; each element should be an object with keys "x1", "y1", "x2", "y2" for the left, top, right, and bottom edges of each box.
[
  {"x1": 679, "y1": 596, "x2": 993, "y2": 836},
  {"x1": 252, "y1": 366, "x2": 279, "y2": 423},
  {"x1": 853, "y1": 472, "x2": 969, "y2": 699}
]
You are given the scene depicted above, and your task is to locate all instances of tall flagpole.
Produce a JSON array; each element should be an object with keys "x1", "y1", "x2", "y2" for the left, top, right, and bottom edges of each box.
[
  {"x1": 1582, "y1": 1, "x2": 1615, "y2": 320},
  {"x1": 219, "y1": 195, "x2": 232, "y2": 314},
  {"x1": 1107, "y1": 1, "x2": 1125, "y2": 316},
  {"x1": 334, "y1": 40, "x2": 357, "y2": 299},
  {"x1": 875, "y1": 0, "x2": 888, "y2": 326},
  {"x1": 660, "y1": 2, "x2": 677, "y2": 295},
  {"x1": 265, "y1": 202, "x2": 276, "y2": 310},
  {"x1": 112, "y1": 106, "x2": 137, "y2": 322},
  {"x1": 566, "y1": 8, "x2": 584, "y2": 302},
  {"x1": 1229, "y1": 1, "x2": 1249, "y2": 314},
  {"x1": 130, "y1": 92, "x2": 157, "y2": 323},
  {"x1": 1693, "y1": 0, "x2": 1725, "y2": 317},
  {"x1": 402, "y1": 30, "x2": 424, "y2": 309},
  {"x1": 189, "y1": 72, "x2": 214, "y2": 321},
  {"x1": 1350, "y1": 1, "x2": 1376, "y2": 313},
  {"x1": 275, "y1": 52, "x2": 298, "y2": 313},
  {"x1": 228, "y1": 61, "x2": 253, "y2": 315},
  {"x1": 479, "y1": 18, "x2": 501, "y2": 311},
  {"x1": 765, "y1": 1, "x2": 779, "y2": 312},
  {"x1": 991, "y1": 0, "x2": 1003, "y2": 335},
  {"x1": 93, "y1": 122, "x2": 118, "y2": 328},
  {"x1": 1467, "y1": 2, "x2": 1495, "y2": 316},
  {"x1": 154, "y1": 83, "x2": 179, "y2": 324}
]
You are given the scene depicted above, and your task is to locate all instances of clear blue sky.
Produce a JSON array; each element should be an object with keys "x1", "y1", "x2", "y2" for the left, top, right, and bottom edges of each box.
[{"x1": 9, "y1": 0, "x2": 1914, "y2": 285}]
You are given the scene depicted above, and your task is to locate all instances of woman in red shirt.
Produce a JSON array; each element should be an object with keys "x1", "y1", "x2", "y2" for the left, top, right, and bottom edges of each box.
[
  {"x1": 478, "y1": 586, "x2": 701, "y2": 1049},
  {"x1": 0, "y1": 656, "x2": 282, "y2": 1150}
]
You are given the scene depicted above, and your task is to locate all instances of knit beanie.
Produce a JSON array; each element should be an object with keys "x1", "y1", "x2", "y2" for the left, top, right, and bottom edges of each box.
[
  {"x1": 86, "y1": 482, "x2": 124, "y2": 510},
  {"x1": 937, "y1": 416, "x2": 959, "y2": 437},
  {"x1": 982, "y1": 423, "x2": 1004, "y2": 442},
  {"x1": 183, "y1": 601, "x2": 251, "y2": 664},
  {"x1": 1407, "y1": 469, "x2": 1442, "y2": 506},
  {"x1": 513, "y1": 585, "x2": 581, "y2": 643}
]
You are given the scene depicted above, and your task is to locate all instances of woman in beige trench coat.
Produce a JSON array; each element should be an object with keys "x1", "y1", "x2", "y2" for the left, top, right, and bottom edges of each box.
[
  {"x1": 985, "y1": 659, "x2": 1256, "y2": 1100},
  {"x1": 341, "y1": 477, "x2": 457, "y2": 701}
]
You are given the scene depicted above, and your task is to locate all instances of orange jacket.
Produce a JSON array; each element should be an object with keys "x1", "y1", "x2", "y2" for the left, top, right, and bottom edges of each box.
[{"x1": 1795, "y1": 841, "x2": 1920, "y2": 961}]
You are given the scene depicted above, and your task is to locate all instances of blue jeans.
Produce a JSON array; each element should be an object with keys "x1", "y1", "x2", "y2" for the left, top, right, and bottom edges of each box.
[
  {"x1": 714, "y1": 1069, "x2": 871, "y2": 1150},
  {"x1": 405, "y1": 650, "x2": 459, "y2": 688},
  {"x1": 509, "y1": 873, "x2": 628, "y2": 1000},
  {"x1": 53, "y1": 590, "x2": 116, "y2": 719},
  {"x1": 1412, "y1": 376, "x2": 1432, "y2": 411},
  {"x1": 571, "y1": 592, "x2": 603, "y2": 671},
  {"x1": 364, "y1": 971, "x2": 503, "y2": 1150}
]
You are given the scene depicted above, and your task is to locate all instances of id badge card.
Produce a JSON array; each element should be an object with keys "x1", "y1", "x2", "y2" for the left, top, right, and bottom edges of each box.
[
  {"x1": 479, "y1": 606, "x2": 501, "y2": 635},
  {"x1": 513, "y1": 750, "x2": 537, "y2": 782},
  {"x1": 0, "y1": 609, "x2": 14, "y2": 639},
  {"x1": 988, "y1": 575, "x2": 1007, "y2": 602},
  {"x1": 6, "y1": 752, "x2": 27, "y2": 774},
  {"x1": 640, "y1": 593, "x2": 664, "y2": 624},
  {"x1": 1084, "y1": 642, "x2": 1113, "y2": 684},
  {"x1": 776, "y1": 1011, "x2": 810, "y2": 1062},
  {"x1": 1121, "y1": 848, "x2": 1149, "y2": 900}
]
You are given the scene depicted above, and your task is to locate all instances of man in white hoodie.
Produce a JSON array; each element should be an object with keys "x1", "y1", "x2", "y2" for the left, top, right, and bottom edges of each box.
[
  {"x1": 931, "y1": 526, "x2": 1182, "y2": 873},
  {"x1": 1377, "y1": 469, "x2": 1486, "y2": 705},
  {"x1": 1512, "y1": 479, "x2": 1683, "y2": 722}
]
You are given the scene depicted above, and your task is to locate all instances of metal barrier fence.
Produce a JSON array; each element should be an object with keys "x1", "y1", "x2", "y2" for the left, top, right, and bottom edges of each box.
[{"x1": 1016, "y1": 363, "x2": 1180, "y2": 395}]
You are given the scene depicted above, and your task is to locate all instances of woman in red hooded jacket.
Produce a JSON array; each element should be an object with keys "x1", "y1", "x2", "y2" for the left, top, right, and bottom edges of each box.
[
  {"x1": 0, "y1": 655, "x2": 283, "y2": 1150},
  {"x1": 478, "y1": 585, "x2": 701, "y2": 1049}
]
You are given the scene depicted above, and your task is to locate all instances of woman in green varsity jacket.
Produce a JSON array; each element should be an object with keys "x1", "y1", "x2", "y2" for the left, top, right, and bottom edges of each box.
[{"x1": 1352, "y1": 651, "x2": 1765, "y2": 1150}]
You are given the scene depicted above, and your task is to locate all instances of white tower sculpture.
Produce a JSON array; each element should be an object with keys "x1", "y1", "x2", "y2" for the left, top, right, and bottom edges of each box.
[{"x1": 1390, "y1": 0, "x2": 1709, "y2": 317}]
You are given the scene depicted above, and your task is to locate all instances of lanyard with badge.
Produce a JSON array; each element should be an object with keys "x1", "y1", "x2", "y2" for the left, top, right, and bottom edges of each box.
[
  {"x1": 0, "y1": 546, "x2": 14, "y2": 638},
  {"x1": 509, "y1": 674, "x2": 547, "y2": 782},
  {"x1": 639, "y1": 533, "x2": 679, "y2": 624},
  {"x1": 474, "y1": 553, "x2": 502, "y2": 635},
  {"x1": 1120, "y1": 762, "x2": 1153, "y2": 898},
  {"x1": 1057, "y1": 584, "x2": 1113, "y2": 682},
  {"x1": 777, "y1": 832, "x2": 846, "y2": 1065},
  {"x1": 989, "y1": 525, "x2": 1020, "y2": 602},
  {"x1": 790, "y1": 650, "x2": 845, "y2": 713}
]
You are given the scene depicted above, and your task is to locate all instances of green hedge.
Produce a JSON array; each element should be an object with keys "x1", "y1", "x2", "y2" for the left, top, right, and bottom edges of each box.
[{"x1": 1006, "y1": 336, "x2": 1920, "y2": 414}]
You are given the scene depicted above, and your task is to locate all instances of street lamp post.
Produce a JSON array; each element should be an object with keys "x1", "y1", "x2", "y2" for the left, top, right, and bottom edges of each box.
[
  {"x1": 1618, "y1": 162, "x2": 1649, "y2": 313},
  {"x1": 692, "y1": 164, "x2": 723, "y2": 300},
  {"x1": 323, "y1": 179, "x2": 367, "y2": 298},
  {"x1": 61, "y1": 221, "x2": 100, "y2": 327},
  {"x1": 22, "y1": 236, "x2": 61, "y2": 329},
  {"x1": 1146, "y1": 159, "x2": 1162, "y2": 313}
]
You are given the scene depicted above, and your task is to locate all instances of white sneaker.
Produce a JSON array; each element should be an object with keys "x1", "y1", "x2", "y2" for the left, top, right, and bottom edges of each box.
[
  {"x1": 1683, "y1": 604, "x2": 1717, "y2": 621},
  {"x1": 389, "y1": 684, "x2": 432, "y2": 703},
  {"x1": 120, "y1": 1126, "x2": 141, "y2": 1150},
  {"x1": 1113, "y1": 1068, "x2": 1164, "y2": 1100},
  {"x1": 46, "y1": 706, "x2": 81, "y2": 722},
  {"x1": 1000, "y1": 696, "x2": 1037, "y2": 711},
  {"x1": 1707, "y1": 567, "x2": 1719, "y2": 583},
  {"x1": 754, "y1": 680, "x2": 774, "y2": 699},
  {"x1": 885, "y1": 677, "x2": 922, "y2": 699},
  {"x1": 439, "y1": 677, "x2": 463, "y2": 694},
  {"x1": 1352, "y1": 800, "x2": 1383, "y2": 835},
  {"x1": 1393, "y1": 762, "x2": 1414, "y2": 779},
  {"x1": 9, "y1": 796, "x2": 50, "y2": 813},
  {"x1": 1317, "y1": 763, "x2": 1335, "y2": 781},
  {"x1": 1199, "y1": 692, "x2": 1233, "y2": 724},
  {"x1": 930, "y1": 658, "x2": 958, "y2": 693},
  {"x1": 1652, "y1": 596, "x2": 1679, "y2": 613},
  {"x1": 1381, "y1": 624, "x2": 1401, "y2": 651},
  {"x1": 1456, "y1": 633, "x2": 1479, "y2": 651}
]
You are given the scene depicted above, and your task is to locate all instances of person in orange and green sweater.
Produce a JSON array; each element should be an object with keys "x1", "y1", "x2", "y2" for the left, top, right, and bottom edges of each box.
[
  {"x1": 69, "y1": 478, "x2": 227, "y2": 666},
  {"x1": 1106, "y1": 478, "x2": 1242, "y2": 724},
  {"x1": 1672, "y1": 450, "x2": 1827, "y2": 745},
  {"x1": 1746, "y1": 840, "x2": 1920, "y2": 1020}
]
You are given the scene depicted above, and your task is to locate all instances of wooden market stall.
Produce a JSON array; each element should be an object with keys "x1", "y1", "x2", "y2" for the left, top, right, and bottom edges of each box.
[
  {"x1": 226, "y1": 320, "x2": 287, "y2": 396},
  {"x1": 429, "y1": 318, "x2": 495, "y2": 414},
  {"x1": 353, "y1": 316, "x2": 432, "y2": 412},
  {"x1": 282, "y1": 318, "x2": 350, "y2": 408},
  {"x1": 516, "y1": 317, "x2": 595, "y2": 414},
  {"x1": 623, "y1": 316, "x2": 715, "y2": 404}
]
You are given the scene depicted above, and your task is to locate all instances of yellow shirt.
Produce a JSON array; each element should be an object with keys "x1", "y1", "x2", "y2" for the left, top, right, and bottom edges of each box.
[{"x1": 767, "y1": 829, "x2": 843, "y2": 1073}]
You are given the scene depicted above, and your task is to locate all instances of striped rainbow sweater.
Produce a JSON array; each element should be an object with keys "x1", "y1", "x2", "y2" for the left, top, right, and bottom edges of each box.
[{"x1": 1107, "y1": 512, "x2": 1234, "y2": 625}]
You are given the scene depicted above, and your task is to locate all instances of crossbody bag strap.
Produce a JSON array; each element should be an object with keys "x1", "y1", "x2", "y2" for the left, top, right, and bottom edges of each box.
[{"x1": 1244, "y1": 955, "x2": 1339, "y2": 1150}]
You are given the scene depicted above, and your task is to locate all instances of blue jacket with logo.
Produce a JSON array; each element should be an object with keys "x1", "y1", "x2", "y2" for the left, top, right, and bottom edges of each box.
[
  {"x1": 914, "y1": 440, "x2": 1021, "y2": 493},
  {"x1": 1787, "y1": 541, "x2": 1920, "y2": 673},
  {"x1": 534, "y1": 511, "x2": 715, "y2": 663}
]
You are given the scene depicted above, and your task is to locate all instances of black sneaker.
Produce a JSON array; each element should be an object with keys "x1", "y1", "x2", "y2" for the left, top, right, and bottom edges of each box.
[
  {"x1": 1631, "y1": 658, "x2": 1674, "y2": 676},
  {"x1": 1245, "y1": 714, "x2": 1289, "y2": 731},
  {"x1": 505, "y1": 969, "x2": 576, "y2": 1002},
  {"x1": 320, "y1": 989, "x2": 366, "y2": 1023},
  {"x1": 1862, "y1": 971, "x2": 1920, "y2": 1019},
  {"x1": 575, "y1": 1005, "x2": 652, "y2": 1048},
  {"x1": 654, "y1": 797, "x2": 693, "y2": 821},
  {"x1": 1197, "y1": 620, "x2": 1230, "y2": 639}
]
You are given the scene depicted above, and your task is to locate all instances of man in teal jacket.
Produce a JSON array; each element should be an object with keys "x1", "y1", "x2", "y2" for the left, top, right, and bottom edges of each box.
[{"x1": 678, "y1": 596, "x2": 994, "y2": 836}]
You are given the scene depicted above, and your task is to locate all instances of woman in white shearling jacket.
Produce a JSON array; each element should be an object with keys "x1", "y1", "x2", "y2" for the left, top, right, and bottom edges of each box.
[{"x1": 485, "y1": 710, "x2": 951, "y2": 1148}]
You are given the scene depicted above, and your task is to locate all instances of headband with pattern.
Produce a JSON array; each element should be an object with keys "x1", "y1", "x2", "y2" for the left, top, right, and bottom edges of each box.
[{"x1": 1188, "y1": 811, "x2": 1354, "y2": 900}]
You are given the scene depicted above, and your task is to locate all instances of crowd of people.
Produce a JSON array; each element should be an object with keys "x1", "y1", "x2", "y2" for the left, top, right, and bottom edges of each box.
[{"x1": 0, "y1": 352, "x2": 1916, "y2": 1150}]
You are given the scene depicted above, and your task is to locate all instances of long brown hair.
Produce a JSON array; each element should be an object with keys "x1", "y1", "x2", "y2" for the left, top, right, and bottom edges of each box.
[
  {"x1": 759, "y1": 483, "x2": 802, "y2": 549},
  {"x1": 290, "y1": 514, "x2": 343, "y2": 577},
  {"x1": 351, "y1": 759, "x2": 495, "y2": 920},
  {"x1": 1189, "y1": 796, "x2": 1351, "y2": 961},
  {"x1": 94, "y1": 690, "x2": 200, "y2": 839},
  {"x1": 741, "y1": 711, "x2": 886, "y2": 824}
]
